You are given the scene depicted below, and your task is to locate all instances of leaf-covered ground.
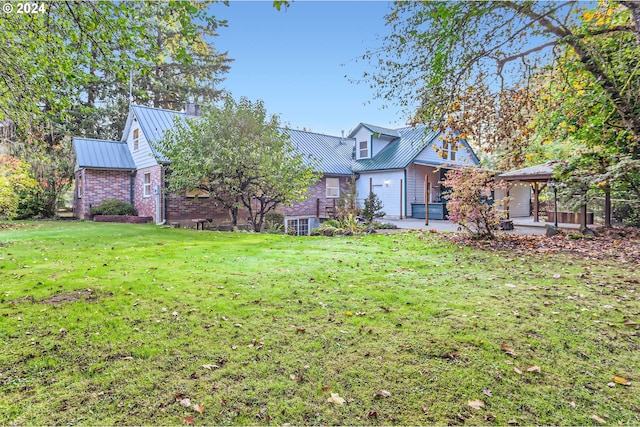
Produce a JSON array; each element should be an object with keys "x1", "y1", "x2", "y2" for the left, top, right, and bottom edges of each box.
[
  {"x1": 447, "y1": 226, "x2": 640, "y2": 263},
  {"x1": 0, "y1": 222, "x2": 639, "y2": 426}
]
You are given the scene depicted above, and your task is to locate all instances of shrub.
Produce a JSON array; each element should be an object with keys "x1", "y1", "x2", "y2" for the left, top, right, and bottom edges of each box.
[
  {"x1": 443, "y1": 167, "x2": 504, "y2": 239},
  {"x1": 264, "y1": 211, "x2": 285, "y2": 226},
  {"x1": 361, "y1": 192, "x2": 385, "y2": 223},
  {"x1": 89, "y1": 199, "x2": 137, "y2": 217},
  {"x1": 335, "y1": 175, "x2": 361, "y2": 219}
]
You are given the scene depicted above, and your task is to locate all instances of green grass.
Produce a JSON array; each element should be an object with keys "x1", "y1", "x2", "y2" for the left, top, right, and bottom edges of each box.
[{"x1": 1, "y1": 221, "x2": 639, "y2": 426}]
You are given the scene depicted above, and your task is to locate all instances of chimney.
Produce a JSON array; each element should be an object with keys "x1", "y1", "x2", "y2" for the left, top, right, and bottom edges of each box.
[{"x1": 185, "y1": 103, "x2": 201, "y2": 116}]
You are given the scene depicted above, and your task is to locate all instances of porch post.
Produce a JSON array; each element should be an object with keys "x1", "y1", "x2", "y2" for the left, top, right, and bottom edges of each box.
[
  {"x1": 533, "y1": 182, "x2": 539, "y2": 222},
  {"x1": 369, "y1": 177, "x2": 373, "y2": 194},
  {"x1": 425, "y1": 174, "x2": 429, "y2": 226}
]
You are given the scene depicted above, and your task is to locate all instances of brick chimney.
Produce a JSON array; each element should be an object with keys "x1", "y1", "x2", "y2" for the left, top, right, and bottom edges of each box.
[{"x1": 185, "y1": 103, "x2": 201, "y2": 116}]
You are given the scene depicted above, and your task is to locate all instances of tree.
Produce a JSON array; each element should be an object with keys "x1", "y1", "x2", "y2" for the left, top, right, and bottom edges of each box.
[
  {"x1": 0, "y1": 155, "x2": 38, "y2": 219},
  {"x1": 335, "y1": 175, "x2": 360, "y2": 219},
  {"x1": 0, "y1": 1, "x2": 231, "y2": 215},
  {"x1": 156, "y1": 96, "x2": 319, "y2": 231},
  {"x1": 361, "y1": 192, "x2": 385, "y2": 224},
  {"x1": 443, "y1": 167, "x2": 503, "y2": 239},
  {"x1": 365, "y1": 1, "x2": 640, "y2": 157}
]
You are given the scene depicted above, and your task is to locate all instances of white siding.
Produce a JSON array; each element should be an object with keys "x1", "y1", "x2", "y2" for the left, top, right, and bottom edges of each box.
[
  {"x1": 372, "y1": 135, "x2": 394, "y2": 157},
  {"x1": 125, "y1": 117, "x2": 158, "y2": 169},
  {"x1": 352, "y1": 127, "x2": 371, "y2": 160},
  {"x1": 508, "y1": 183, "x2": 531, "y2": 218},
  {"x1": 356, "y1": 170, "x2": 405, "y2": 219},
  {"x1": 414, "y1": 139, "x2": 476, "y2": 166}
]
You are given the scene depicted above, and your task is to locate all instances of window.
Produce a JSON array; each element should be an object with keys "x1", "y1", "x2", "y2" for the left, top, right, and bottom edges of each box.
[
  {"x1": 287, "y1": 218, "x2": 309, "y2": 236},
  {"x1": 439, "y1": 140, "x2": 458, "y2": 161},
  {"x1": 133, "y1": 128, "x2": 139, "y2": 151},
  {"x1": 77, "y1": 175, "x2": 83, "y2": 199},
  {"x1": 326, "y1": 177, "x2": 339, "y2": 198},
  {"x1": 359, "y1": 140, "x2": 369, "y2": 158},
  {"x1": 143, "y1": 173, "x2": 151, "y2": 197}
]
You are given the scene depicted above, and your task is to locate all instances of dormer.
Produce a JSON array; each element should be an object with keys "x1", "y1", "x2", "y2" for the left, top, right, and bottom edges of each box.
[{"x1": 349, "y1": 123, "x2": 400, "y2": 160}]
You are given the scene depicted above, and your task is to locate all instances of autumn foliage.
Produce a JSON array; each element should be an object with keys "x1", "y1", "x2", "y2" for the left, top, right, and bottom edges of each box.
[{"x1": 443, "y1": 167, "x2": 503, "y2": 239}]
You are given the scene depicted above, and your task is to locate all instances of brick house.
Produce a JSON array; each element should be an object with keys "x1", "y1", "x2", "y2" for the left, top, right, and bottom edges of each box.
[{"x1": 73, "y1": 104, "x2": 480, "y2": 233}]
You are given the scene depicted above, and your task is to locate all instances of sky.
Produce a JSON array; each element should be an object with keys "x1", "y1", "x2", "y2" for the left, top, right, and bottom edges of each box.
[{"x1": 211, "y1": 1, "x2": 409, "y2": 137}]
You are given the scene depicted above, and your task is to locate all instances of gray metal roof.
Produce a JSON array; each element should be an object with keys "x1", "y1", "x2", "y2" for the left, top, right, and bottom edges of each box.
[
  {"x1": 73, "y1": 138, "x2": 135, "y2": 170},
  {"x1": 130, "y1": 104, "x2": 188, "y2": 161},
  {"x1": 352, "y1": 124, "x2": 440, "y2": 171},
  {"x1": 498, "y1": 161, "x2": 559, "y2": 181},
  {"x1": 348, "y1": 123, "x2": 401, "y2": 138},
  {"x1": 283, "y1": 128, "x2": 354, "y2": 175}
]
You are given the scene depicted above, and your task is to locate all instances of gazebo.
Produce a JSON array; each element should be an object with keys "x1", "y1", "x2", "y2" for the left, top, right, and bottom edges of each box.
[
  {"x1": 498, "y1": 162, "x2": 557, "y2": 222},
  {"x1": 497, "y1": 161, "x2": 596, "y2": 228}
]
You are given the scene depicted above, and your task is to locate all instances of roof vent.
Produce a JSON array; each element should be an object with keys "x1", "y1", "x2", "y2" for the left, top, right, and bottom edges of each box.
[
  {"x1": 339, "y1": 130, "x2": 345, "y2": 145},
  {"x1": 185, "y1": 103, "x2": 201, "y2": 116}
]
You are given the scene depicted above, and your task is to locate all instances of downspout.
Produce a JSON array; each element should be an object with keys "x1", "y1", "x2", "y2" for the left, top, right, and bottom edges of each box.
[{"x1": 162, "y1": 166, "x2": 167, "y2": 224}]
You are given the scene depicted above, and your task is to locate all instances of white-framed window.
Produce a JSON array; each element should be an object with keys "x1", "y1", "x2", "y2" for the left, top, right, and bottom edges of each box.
[
  {"x1": 326, "y1": 177, "x2": 340, "y2": 198},
  {"x1": 143, "y1": 173, "x2": 151, "y2": 197},
  {"x1": 133, "y1": 128, "x2": 139, "y2": 151},
  {"x1": 77, "y1": 175, "x2": 83, "y2": 198},
  {"x1": 287, "y1": 218, "x2": 309, "y2": 236},
  {"x1": 359, "y1": 140, "x2": 369, "y2": 159}
]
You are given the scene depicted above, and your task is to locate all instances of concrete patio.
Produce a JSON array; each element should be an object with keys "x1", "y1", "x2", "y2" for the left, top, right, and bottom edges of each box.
[{"x1": 381, "y1": 216, "x2": 585, "y2": 235}]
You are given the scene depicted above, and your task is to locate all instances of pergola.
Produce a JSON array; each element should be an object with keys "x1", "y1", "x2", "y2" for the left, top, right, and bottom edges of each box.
[{"x1": 497, "y1": 162, "x2": 557, "y2": 223}]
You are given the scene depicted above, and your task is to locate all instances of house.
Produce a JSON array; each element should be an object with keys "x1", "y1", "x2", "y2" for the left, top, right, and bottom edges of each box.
[{"x1": 72, "y1": 104, "x2": 480, "y2": 233}]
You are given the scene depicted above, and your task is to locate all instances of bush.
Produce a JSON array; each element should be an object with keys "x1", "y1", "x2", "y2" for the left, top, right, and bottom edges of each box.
[
  {"x1": 90, "y1": 199, "x2": 137, "y2": 217},
  {"x1": 361, "y1": 192, "x2": 385, "y2": 223},
  {"x1": 311, "y1": 215, "x2": 367, "y2": 236},
  {"x1": 264, "y1": 211, "x2": 285, "y2": 226}
]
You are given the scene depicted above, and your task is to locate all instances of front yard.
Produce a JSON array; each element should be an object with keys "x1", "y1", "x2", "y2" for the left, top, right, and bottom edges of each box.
[{"x1": 0, "y1": 222, "x2": 638, "y2": 425}]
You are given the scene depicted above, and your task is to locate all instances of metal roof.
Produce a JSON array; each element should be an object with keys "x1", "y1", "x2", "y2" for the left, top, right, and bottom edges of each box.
[
  {"x1": 352, "y1": 124, "x2": 440, "y2": 171},
  {"x1": 498, "y1": 161, "x2": 560, "y2": 181},
  {"x1": 130, "y1": 104, "x2": 188, "y2": 161},
  {"x1": 73, "y1": 138, "x2": 135, "y2": 170},
  {"x1": 348, "y1": 123, "x2": 401, "y2": 138},
  {"x1": 283, "y1": 128, "x2": 354, "y2": 175}
]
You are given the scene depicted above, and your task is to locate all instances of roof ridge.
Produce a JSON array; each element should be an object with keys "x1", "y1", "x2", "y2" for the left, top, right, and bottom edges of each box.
[
  {"x1": 73, "y1": 137, "x2": 126, "y2": 144},
  {"x1": 283, "y1": 127, "x2": 355, "y2": 140},
  {"x1": 130, "y1": 103, "x2": 187, "y2": 115}
]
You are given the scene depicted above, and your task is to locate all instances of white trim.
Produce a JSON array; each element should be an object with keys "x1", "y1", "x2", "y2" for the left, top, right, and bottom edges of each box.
[{"x1": 143, "y1": 172, "x2": 151, "y2": 198}]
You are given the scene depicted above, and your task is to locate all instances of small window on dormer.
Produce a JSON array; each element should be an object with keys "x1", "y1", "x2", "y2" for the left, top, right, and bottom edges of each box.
[
  {"x1": 359, "y1": 140, "x2": 369, "y2": 159},
  {"x1": 133, "y1": 128, "x2": 139, "y2": 151}
]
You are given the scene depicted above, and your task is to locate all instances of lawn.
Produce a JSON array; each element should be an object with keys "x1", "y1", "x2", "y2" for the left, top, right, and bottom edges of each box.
[{"x1": 0, "y1": 221, "x2": 638, "y2": 426}]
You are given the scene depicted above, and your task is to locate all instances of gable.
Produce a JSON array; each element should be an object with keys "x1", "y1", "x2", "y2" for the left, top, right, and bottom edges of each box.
[{"x1": 413, "y1": 134, "x2": 479, "y2": 166}]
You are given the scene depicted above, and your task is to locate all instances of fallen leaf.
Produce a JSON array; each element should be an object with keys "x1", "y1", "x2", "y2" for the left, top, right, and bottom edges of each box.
[
  {"x1": 193, "y1": 404, "x2": 204, "y2": 414},
  {"x1": 468, "y1": 399, "x2": 485, "y2": 410},
  {"x1": 484, "y1": 413, "x2": 496, "y2": 421},
  {"x1": 421, "y1": 404, "x2": 428, "y2": 414},
  {"x1": 612, "y1": 376, "x2": 631, "y2": 386},
  {"x1": 345, "y1": 311, "x2": 353, "y2": 316},
  {"x1": 327, "y1": 393, "x2": 346, "y2": 405},
  {"x1": 483, "y1": 388, "x2": 492, "y2": 397},
  {"x1": 202, "y1": 364, "x2": 219, "y2": 370},
  {"x1": 172, "y1": 311, "x2": 179, "y2": 316},
  {"x1": 501, "y1": 344, "x2": 517, "y2": 358},
  {"x1": 373, "y1": 390, "x2": 392, "y2": 399},
  {"x1": 179, "y1": 398, "x2": 191, "y2": 408},
  {"x1": 514, "y1": 368, "x2": 523, "y2": 375},
  {"x1": 184, "y1": 416, "x2": 195, "y2": 425},
  {"x1": 527, "y1": 365, "x2": 541, "y2": 373},
  {"x1": 567, "y1": 400, "x2": 576, "y2": 408},
  {"x1": 234, "y1": 323, "x2": 243, "y2": 327},
  {"x1": 322, "y1": 386, "x2": 333, "y2": 392},
  {"x1": 553, "y1": 274, "x2": 561, "y2": 279},
  {"x1": 505, "y1": 283, "x2": 516, "y2": 288},
  {"x1": 623, "y1": 319, "x2": 638, "y2": 328},
  {"x1": 366, "y1": 410, "x2": 378, "y2": 419},
  {"x1": 507, "y1": 419, "x2": 518, "y2": 425},
  {"x1": 356, "y1": 311, "x2": 366, "y2": 316},
  {"x1": 592, "y1": 415, "x2": 606, "y2": 424},
  {"x1": 296, "y1": 327, "x2": 306, "y2": 333},
  {"x1": 256, "y1": 407, "x2": 268, "y2": 418}
]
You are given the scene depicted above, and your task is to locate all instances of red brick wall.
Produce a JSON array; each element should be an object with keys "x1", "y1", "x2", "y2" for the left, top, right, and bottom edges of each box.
[
  {"x1": 166, "y1": 192, "x2": 234, "y2": 223},
  {"x1": 283, "y1": 175, "x2": 350, "y2": 218},
  {"x1": 132, "y1": 165, "x2": 162, "y2": 222},
  {"x1": 74, "y1": 169, "x2": 132, "y2": 220}
]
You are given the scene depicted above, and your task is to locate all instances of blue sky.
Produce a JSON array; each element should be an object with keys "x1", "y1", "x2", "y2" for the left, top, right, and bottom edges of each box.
[{"x1": 212, "y1": 1, "x2": 409, "y2": 136}]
